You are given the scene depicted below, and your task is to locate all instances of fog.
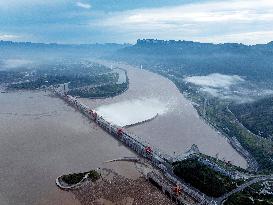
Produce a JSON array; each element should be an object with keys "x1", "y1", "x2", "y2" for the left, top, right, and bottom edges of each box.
[
  {"x1": 184, "y1": 73, "x2": 244, "y2": 89},
  {"x1": 1, "y1": 59, "x2": 33, "y2": 70}
]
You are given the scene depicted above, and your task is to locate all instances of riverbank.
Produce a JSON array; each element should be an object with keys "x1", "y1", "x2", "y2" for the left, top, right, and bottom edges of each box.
[
  {"x1": 130, "y1": 64, "x2": 260, "y2": 172},
  {"x1": 67, "y1": 69, "x2": 129, "y2": 99},
  {"x1": 70, "y1": 168, "x2": 175, "y2": 205}
]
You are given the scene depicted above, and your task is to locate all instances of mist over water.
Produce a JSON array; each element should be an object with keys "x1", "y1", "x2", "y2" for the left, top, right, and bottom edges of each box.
[
  {"x1": 184, "y1": 73, "x2": 245, "y2": 89},
  {"x1": 184, "y1": 73, "x2": 273, "y2": 103},
  {"x1": 96, "y1": 98, "x2": 168, "y2": 127},
  {"x1": 1, "y1": 58, "x2": 33, "y2": 70}
]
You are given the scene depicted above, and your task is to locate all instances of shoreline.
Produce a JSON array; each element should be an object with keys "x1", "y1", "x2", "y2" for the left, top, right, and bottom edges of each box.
[
  {"x1": 146, "y1": 68, "x2": 252, "y2": 171},
  {"x1": 194, "y1": 104, "x2": 256, "y2": 172},
  {"x1": 69, "y1": 167, "x2": 176, "y2": 205}
]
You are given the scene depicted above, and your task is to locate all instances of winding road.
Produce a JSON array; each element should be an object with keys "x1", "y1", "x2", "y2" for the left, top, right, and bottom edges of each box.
[{"x1": 216, "y1": 175, "x2": 273, "y2": 204}]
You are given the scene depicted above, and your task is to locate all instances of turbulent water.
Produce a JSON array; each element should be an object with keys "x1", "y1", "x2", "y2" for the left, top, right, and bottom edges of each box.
[
  {"x1": 96, "y1": 98, "x2": 167, "y2": 127},
  {"x1": 81, "y1": 61, "x2": 248, "y2": 168},
  {"x1": 0, "y1": 91, "x2": 135, "y2": 205}
]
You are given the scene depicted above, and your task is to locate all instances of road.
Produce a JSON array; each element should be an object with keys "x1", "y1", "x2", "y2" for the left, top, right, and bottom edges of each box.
[{"x1": 216, "y1": 175, "x2": 273, "y2": 204}]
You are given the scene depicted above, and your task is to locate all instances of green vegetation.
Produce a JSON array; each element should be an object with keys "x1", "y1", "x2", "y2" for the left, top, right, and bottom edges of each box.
[
  {"x1": 224, "y1": 181, "x2": 273, "y2": 205},
  {"x1": 173, "y1": 158, "x2": 240, "y2": 197},
  {"x1": 118, "y1": 39, "x2": 273, "y2": 82},
  {"x1": 199, "y1": 153, "x2": 250, "y2": 174},
  {"x1": 61, "y1": 169, "x2": 101, "y2": 185},
  {"x1": 201, "y1": 99, "x2": 273, "y2": 173},
  {"x1": 36, "y1": 61, "x2": 112, "y2": 77},
  {"x1": 115, "y1": 39, "x2": 273, "y2": 173},
  {"x1": 171, "y1": 78, "x2": 273, "y2": 173},
  {"x1": 0, "y1": 71, "x2": 25, "y2": 84},
  {"x1": 4, "y1": 60, "x2": 129, "y2": 99},
  {"x1": 61, "y1": 172, "x2": 86, "y2": 185},
  {"x1": 8, "y1": 73, "x2": 117, "y2": 90},
  {"x1": 230, "y1": 97, "x2": 273, "y2": 139},
  {"x1": 67, "y1": 82, "x2": 128, "y2": 98},
  {"x1": 87, "y1": 170, "x2": 101, "y2": 182}
]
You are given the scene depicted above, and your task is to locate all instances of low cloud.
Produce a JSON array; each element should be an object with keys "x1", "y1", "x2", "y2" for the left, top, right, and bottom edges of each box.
[
  {"x1": 76, "y1": 1, "x2": 91, "y2": 9},
  {"x1": 2, "y1": 59, "x2": 33, "y2": 70},
  {"x1": 0, "y1": 0, "x2": 69, "y2": 9},
  {"x1": 184, "y1": 73, "x2": 244, "y2": 89},
  {"x1": 184, "y1": 73, "x2": 273, "y2": 103},
  {"x1": 0, "y1": 34, "x2": 20, "y2": 40}
]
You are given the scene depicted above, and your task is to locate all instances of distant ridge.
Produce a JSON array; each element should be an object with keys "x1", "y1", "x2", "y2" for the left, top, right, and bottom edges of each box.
[
  {"x1": 0, "y1": 40, "x2": 131, "y2": 58},
  {"x1": 112, "y1": 38, "x2": 273, "y2": 82},
  {"x1": 136, "y1": 39, "x2": 273, "y2": 47},
  {"x1": 1, "y1": 39, "x2": 272, "y2": 48},
  {"x1": 0, "y1": 40, "x2": 130, "y2": 48}
]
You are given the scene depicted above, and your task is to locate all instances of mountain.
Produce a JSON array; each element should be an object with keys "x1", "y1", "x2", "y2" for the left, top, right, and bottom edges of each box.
[{"x1": 113, "y1": 39, "x2": 273, "y2": 82}]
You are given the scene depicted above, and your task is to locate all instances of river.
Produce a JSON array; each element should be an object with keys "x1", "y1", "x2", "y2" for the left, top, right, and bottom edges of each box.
[
  {"x1": 0, "y1": 61, "x2": 247, "y2": 205},
  {"x1": 80, "y1": 61, "x2": 247, "y2": 168},
  {"x1": 0, "y1": 91, "x2": 136, "y2": 205}
]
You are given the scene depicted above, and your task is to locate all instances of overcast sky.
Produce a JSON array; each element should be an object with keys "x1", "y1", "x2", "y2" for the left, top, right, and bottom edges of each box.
[{"x1": 0, "y1": 0, "x2": 273, "y2": 44}]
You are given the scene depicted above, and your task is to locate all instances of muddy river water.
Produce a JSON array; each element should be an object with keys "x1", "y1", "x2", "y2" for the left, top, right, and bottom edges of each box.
[
  {"x1": 81, "y1": 61, "x2": 247, "y2": 167},
  {"x1": 0, "y1": 61, "x2": 247, "y2": 205},
  {"x1": 0, "y1": 91, "x2": 136, "y2": 205}
]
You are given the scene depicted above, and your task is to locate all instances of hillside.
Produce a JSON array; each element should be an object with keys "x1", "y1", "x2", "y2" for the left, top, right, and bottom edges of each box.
[
  {"x1": 114, "y1": 39, "x2": 273, "y2": 82},
  {"x1": 230, "y1": 97, "x2": 273, "y2": 139}
]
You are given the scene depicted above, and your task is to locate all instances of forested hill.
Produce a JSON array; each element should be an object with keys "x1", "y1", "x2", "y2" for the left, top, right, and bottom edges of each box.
[
  {"x1": 114, "y1": 39, "x2": 273, "y2": 82},
  {"x1": 230, "y1": 96, "x2": 273, "y2": 139}
]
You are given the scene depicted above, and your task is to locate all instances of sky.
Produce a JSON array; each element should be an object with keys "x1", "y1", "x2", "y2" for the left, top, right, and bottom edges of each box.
[{"x1": 0, "y1": 0, "x2": 273, "y2": 44}]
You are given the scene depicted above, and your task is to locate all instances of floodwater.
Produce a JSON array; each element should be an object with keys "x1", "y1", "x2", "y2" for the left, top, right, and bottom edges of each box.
[
  {"x1": 0, "y1": 91, "x2": 136, "y2": 205},
  {"x1": 81, "y1": 61, "x2": 248, "y2": 168}
]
